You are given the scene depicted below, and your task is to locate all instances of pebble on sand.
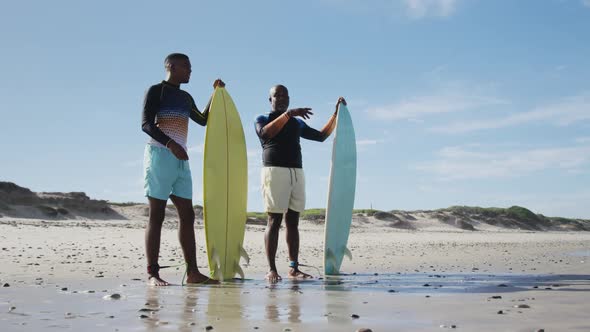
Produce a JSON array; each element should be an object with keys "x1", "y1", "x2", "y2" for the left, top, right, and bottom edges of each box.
[
  {"x1": 351, "y1": 314, "x2": 360, "y2": 319},
  {"x1": 205, "y1": 326, "x2": 214, "y2": 331},
  {"x1": 356, "y1": 329, "x2": 373, "y2": 332},
  {"x1": 514, "y1": 304, "x2": 530, "y2": 308},
  {"x1": 103, "y1": 293, "x2": 122, "y2": 300},
  {"x1": 2, "y1": 283, "x2": 9, "y2": 287}
]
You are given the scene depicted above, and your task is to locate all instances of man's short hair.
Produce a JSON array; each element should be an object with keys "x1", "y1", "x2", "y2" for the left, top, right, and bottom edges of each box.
[
  {"x1": 164, "y1": 53, "x2": 189, "y2": 67},
  {"x1": 269, "y1": 84, "x2": 288, "y2": 97}
]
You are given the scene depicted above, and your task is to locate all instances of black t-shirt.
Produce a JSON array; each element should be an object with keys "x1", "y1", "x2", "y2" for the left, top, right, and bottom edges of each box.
[{"x1": 255, "y1": 112, "x2": 324, "y2": 168}]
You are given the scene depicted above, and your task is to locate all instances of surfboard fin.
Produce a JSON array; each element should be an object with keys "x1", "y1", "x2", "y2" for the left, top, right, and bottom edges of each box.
[
  {"x1": 239, "y1": 246, "x2": 250, "y2": 265},
  {"x1": 234, "y1": 261, "x2": 245, "y2": 280},
  {"x1": 344, "y1": 247, "x2": 353, "y2": 261},
  {"x1": 211, "y1": 248, "x2": 223, "y2": 282}
]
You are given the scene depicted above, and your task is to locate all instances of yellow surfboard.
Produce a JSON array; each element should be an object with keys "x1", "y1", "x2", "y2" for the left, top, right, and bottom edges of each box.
[{"x1": 203, "y1": 87, "x2": 249, "y2": 281}]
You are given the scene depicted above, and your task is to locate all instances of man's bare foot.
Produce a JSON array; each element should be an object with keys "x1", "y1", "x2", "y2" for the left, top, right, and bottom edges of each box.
[
  {"x1": 266, "y1": 270, "x2": 282, "y2": 283},
  {"x1": 186, "y1": 271, "x2": 219, "y2": 285},
  {"x1": 288, "y1": 268, "x2": 313, "y2": 279},
  {"x1": 148, "y1": 275, "x2": 169, "y2": 286}
]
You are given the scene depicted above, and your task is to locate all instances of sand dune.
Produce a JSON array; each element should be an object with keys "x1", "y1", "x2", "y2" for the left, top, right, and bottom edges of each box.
[{"x1": 2, "y1": 182, "x2": 589, "y2": 233}]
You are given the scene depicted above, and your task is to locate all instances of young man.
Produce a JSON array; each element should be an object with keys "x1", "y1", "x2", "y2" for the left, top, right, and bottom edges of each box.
[
  {"x1": 255, "y1": 84, "x2": 346, "y2": 282},
  {"x1": 141, "y1": 53, "x2": 223, "y2": 285}
]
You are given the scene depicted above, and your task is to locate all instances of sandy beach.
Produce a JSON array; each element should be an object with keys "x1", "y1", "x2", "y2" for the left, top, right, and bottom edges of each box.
[
  {"x1": 1, "y1": 214, "x2": 589, "y2": 331},
  {"x1": 3, "y1": 0, "x2": 590, "y2": 330}
]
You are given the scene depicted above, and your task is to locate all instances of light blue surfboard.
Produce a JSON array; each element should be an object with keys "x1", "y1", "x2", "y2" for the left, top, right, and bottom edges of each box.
[{"x1": 324, "y1": 104, "x2": 356, "y2": 275}]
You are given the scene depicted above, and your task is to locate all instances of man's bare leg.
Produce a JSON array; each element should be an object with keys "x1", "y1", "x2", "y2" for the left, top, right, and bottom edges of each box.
[
  {"x1": 170, "y1": 195, "x2": 217, "y2": 284},
  {"x1": 265, "y1": 212, "x2": 283, "y2": 282},
  {"x1": 146, "y1": 197, "x2": 169, "y2": 286},
  {"x1": 285, "y1": 209, "x2": 312, "y2": 279}
]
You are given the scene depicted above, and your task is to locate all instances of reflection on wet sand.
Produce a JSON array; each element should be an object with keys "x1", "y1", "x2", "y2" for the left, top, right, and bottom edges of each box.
[
  {"x1": 2, "y1": 273, "x2": 588, "y2": 331},
  {"x1": 142, "y1": 286, "x2": 162, "y2": 331},
  {"x1": 265, "y1": 283, "x2": 280, "y2": 323},
  {"x1": 287, "y1": 285, "x2": 302, "y2": 323},
  {"x1": 179, "y1": 286, "x2": 199, "y2": 332},
  {"x1": 323, "y1": 276, "x2": 353, "y2": 325},
  {"x1": 264, "y1": 282, "x2": 303, "y2": 324},
  {"x1": 205, "y1": 284, "x2": 244, "y2": 326}
]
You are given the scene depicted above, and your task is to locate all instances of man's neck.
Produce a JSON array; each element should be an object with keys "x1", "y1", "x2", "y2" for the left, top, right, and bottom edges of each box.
[{"x1": 164, "y1": 77, "x2": 182, "y2": 87}]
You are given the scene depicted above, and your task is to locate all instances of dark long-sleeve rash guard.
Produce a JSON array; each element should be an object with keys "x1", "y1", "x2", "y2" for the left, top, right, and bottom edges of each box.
[{"x1": 141, "y1": 81, "x2": 209, "y2": 150}]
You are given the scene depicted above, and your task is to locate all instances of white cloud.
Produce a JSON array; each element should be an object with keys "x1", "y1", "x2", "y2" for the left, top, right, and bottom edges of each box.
[
  {"x1": 321, "y1": 0, "x2": 460, "y2": 19},
  {"x1": 416, "y1": 144, "x2": 590, "y2": 180},
  {"x1": 583, "y1": 0, "x2": 590, "y2": 8},
  {"x1": 366, "y1": 93, "x2": 506, "y2": 121},
  {"x1": 356, "y1": 138, "x2": 386, "y2": 153},
  {"x1": 404, "y1": 0, "x2": 458, "y2": 18},
  {"x1": 432, "y1": 93, "x2": 590, "y2": 133}
]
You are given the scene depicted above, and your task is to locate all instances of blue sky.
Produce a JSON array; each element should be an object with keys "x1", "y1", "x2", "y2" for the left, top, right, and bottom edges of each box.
[{"x1": 1, "y1": 0, "x2": 589, "y2": 218}]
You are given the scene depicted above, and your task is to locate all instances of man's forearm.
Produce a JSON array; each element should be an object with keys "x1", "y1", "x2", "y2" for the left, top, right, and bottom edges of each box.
[
  {"x1": 320, "y1": 113, "x2": 337, "y2": 139},
  {"x1": 142, "y1": 113, "x2": 171, "y2": 146},
  {"x1": 258, "y1": 113, "x2": 290, "y2": 140}
]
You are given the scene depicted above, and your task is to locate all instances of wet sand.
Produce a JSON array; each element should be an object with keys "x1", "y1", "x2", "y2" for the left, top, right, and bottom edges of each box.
[{"x1": 1, "y1": 221, "x2": 589, "y2": 331}]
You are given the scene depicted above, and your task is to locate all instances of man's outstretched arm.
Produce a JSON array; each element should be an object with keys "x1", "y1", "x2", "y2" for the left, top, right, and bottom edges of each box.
[
  {"x1": 256, "y1": 108, "x2": 313, "y2": 140},
  {"x1": 189, "y1": 79, "x2": 225, "y2": 126},
  {"x1": 189, "y1": 96, "x2": 210, "y2": 126},
  {"x1": 301, "y1": 97, "x2": 346, "y2": 142}
]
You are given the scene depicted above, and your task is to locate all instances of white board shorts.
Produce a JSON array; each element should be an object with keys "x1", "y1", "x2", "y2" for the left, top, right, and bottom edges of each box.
[{"x1": 261, "y1": 166, "x2": 305, "y2": 213}]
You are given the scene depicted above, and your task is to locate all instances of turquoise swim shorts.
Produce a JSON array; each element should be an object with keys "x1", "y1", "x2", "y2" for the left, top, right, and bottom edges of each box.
[{"x1": 143, "y1": 144, "x2": 192, "y2": 200}]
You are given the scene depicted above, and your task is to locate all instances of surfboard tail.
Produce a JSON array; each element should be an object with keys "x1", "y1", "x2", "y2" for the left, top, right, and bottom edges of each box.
[
  {"x1": 325, "y1": 248, "x2": 339, "y2": 275},
  {"x1": 210, "y1": 247, "x2": 224, "y2": 282}
]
